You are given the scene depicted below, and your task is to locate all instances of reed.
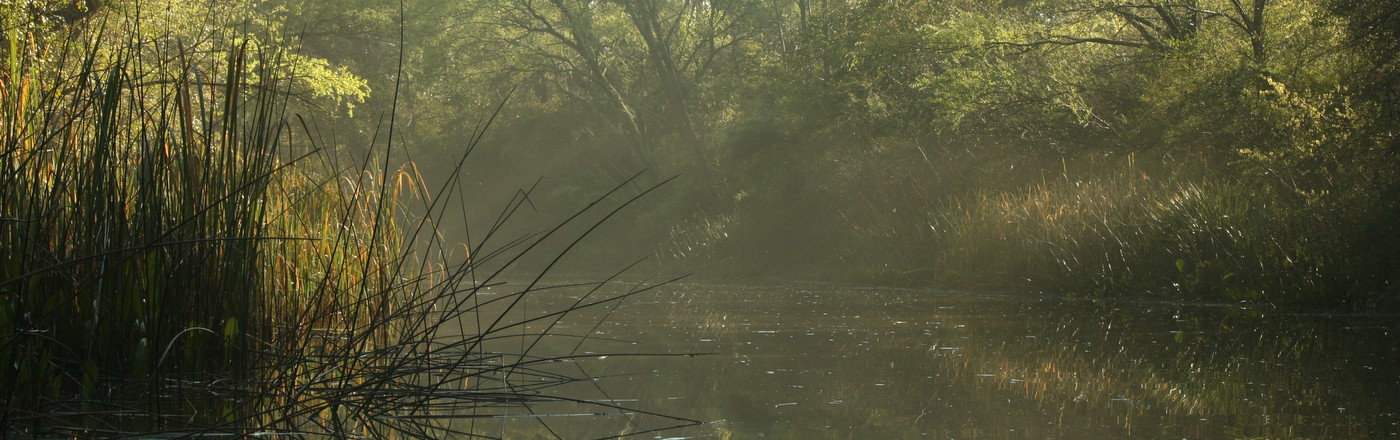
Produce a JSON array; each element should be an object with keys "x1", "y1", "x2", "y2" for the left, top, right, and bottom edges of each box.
[
  {"x1": 930, "y1": 153, "x2": 1377, "y2": 306},
  {"x1": 1, "y1": 7, "x2": 692, "y2": 438}
]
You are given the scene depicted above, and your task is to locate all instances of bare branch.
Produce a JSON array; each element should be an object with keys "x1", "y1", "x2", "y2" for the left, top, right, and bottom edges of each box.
[{"x1": 990, "y1": 36, "x2": 1151, "y2": 50}]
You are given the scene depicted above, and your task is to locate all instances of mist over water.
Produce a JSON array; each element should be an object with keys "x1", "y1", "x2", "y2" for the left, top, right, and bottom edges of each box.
[{"x1": 452, "y1": 280, "x2": 1400, "y2": 438}]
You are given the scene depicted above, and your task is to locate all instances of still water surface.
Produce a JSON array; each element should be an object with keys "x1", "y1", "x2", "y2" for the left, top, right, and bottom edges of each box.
[{"x1": 464, "y1": 280, "x2": 1400, "y2": 439}]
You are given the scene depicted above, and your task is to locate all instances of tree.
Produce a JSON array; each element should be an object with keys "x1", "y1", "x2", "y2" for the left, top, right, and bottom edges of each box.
[
  {"x1": 614, "y1": 0, "x2": 761, "y2": 191},
  {"x1": 1329, "y1": 0, "x2": 1400, "y2": 153},
  {"x1": 470, "y1": 0, "x2": 764, "y2": 199},
  {"x1": 23, "y1": 0, "x2": 104, "y2": 27}
]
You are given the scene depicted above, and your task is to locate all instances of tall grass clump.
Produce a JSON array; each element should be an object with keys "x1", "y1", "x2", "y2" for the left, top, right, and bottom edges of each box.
[
  {"x1": 2, "y1": 7, "x2": 694, "y2": 438},
  {"x1": 1, "y1": 13, "x2": 285, "y2": 407},
  {"x1": 930, "y1": 153, "x2": 1386, "y2": 307}
]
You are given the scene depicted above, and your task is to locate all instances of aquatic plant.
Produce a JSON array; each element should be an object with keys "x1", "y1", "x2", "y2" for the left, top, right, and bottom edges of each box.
[
  {"x1": 0, "y1": 4, "x2": 694, "y2": 437},
  {"x1": 929, "y1": 153, "x2": 1386, "y2": 307}
]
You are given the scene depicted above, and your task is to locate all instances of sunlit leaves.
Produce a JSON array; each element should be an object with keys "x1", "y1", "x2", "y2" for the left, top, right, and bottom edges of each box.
[
  {"x1": 285, "y1": 55, "x2": 370, "y2": 116},
  {"x1": 9, "y1": 1, "x2": 364, "y2": 121}
]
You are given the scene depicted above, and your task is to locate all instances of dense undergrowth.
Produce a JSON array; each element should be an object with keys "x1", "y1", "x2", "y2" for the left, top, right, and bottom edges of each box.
[
  {"x1": 1, "y1": 5, "x2": 689, "y2": 438},
  {"x1": 929, "y1": 154, "x2": 1400, "y2": 309},
  {"x1": 663, "y1": 138, "x2": 1398, "y2": 310}
]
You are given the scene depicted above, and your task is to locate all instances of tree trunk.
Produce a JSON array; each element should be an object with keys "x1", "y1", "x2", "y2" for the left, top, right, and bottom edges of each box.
[
  {"x1": 619, "y1": 0, "x2": 717, "y2": 197},
  {"x1": 1230, "y1": 0, "x2": 1268, "y2": 67}
]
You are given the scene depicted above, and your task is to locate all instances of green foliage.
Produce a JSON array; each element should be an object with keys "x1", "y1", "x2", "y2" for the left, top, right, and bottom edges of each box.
[
  {"x1": 121, "y1": 0, "x2": 1392, "y2": 309},
  {"x1": 95, "y1": 0, "x2": 371, "y2": 114}
]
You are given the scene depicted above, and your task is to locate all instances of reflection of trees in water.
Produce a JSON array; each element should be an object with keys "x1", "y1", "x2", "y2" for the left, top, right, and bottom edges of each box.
[
  {"x1": 469, "y1": 284, "x2": 1399, "y2": 438},
  {"x1": 935, "y1": 304, "x2": 1398, "y2": 438}
]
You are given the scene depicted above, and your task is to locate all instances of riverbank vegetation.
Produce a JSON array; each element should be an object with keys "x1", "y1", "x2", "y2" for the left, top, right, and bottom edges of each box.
[
  {"x1": 348, "y1": 0, "x2": 1394, "y2": 309},
  {"x1": 83, "y1": 0, "x2": 1383, "y2": 308},
  {"x1": 187, "y1": 0, "x2": 1391, "y2": 309},
  {"x1": 2, "y1": 1, "x2": 691, "y2": 436}
]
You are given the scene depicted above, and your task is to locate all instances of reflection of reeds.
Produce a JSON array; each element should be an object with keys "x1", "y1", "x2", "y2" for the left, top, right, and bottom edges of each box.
[
  {"x1": 1, "y1": 11, "x2": 692, "y2": 438},
  {"x1": 935, "y1": 307, "x2": 1380, "y2": 438}
]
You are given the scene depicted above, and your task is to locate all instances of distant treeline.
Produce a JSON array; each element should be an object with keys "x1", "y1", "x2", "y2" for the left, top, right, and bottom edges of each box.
[{"x1": 382, "y1": 0, "x2": 1395, "y2": 309}]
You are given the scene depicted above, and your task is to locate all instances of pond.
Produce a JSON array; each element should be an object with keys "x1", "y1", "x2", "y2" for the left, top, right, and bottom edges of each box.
[{"x1": 457, "y1": 279, "x2": 1400, "y2": 439}]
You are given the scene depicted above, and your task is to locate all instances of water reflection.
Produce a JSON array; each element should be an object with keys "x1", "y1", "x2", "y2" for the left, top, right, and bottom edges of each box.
[{"x1": 467, "y1": 280, "x2": 1400, "y2": 439}]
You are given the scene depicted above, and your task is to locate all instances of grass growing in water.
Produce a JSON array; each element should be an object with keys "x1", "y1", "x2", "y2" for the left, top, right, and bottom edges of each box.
[
  {"x1": 931, "y1": 153, "x2": 1392, "y2": 307},
  {"x1": 0, "y1": 7, "x2": 693, "y2": 438}
]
